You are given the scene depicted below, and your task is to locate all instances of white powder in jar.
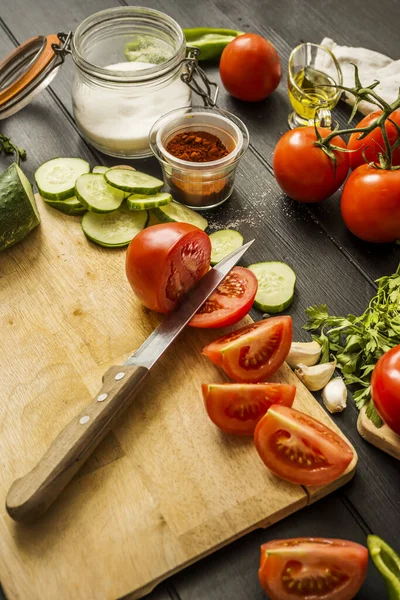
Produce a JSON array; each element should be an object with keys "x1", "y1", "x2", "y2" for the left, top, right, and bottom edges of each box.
[{"x1": 72, "y1": 62, "x2": 191, "y2": 156}]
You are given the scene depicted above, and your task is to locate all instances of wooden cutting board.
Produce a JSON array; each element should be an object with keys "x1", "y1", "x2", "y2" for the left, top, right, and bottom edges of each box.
[{"x1": 0, "y1": 197, "x2": 357, "y2": 600}]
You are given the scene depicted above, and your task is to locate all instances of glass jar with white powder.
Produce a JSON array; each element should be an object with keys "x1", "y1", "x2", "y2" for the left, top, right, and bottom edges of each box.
[{"x1": 71, "y1": 7, "x2": 191, "y2": 159}]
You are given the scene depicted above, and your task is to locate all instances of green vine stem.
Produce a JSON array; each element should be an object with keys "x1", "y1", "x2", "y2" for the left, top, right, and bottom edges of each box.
[{"x1": 313, "y1": 64, "x2": 400, "y2": 171}]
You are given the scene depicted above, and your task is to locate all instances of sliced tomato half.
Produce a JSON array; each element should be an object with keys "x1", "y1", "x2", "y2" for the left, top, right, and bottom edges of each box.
[
  {"x1": 202, "y1": 383, "x2": 296, "y2": 435},
  {"x1": 254, "y1": 405, "x2": 354, "y2": 486},
  {"x1": 259, "y1": 538, "x2": 368, "y2": 600},
  {"x1": 202, "y1": 316, "x2": 292, "y2": 382},
  {"x1": 189, "y1": 267, "x2": 258, "y2": 329}
]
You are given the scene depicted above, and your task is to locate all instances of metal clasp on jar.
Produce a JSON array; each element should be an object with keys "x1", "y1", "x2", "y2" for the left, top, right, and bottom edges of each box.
[{"x1": 181, "y1": 47, "x2": 219, "y2": 107}]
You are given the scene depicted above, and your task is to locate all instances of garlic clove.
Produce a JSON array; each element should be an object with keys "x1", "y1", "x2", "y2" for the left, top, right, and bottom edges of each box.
[
  {"x1": 295, "y1": 359, "x2": 337, "y2": 392},
  {"x1": 322, "y1": 377, "x2": 347, "y2": 413},
  {"x1": 286, "y1": 341, "x2": 322, "y2": 369}
]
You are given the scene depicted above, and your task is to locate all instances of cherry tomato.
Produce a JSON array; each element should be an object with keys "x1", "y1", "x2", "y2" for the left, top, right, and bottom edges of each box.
[
  {"x1": 371, "y1": 345, "x2": 400, "y2": 434},
  {"x1": 340, "y1": 164, "x2": 400, "y2": 243},
  {"x1": 254, "y1": 405, "x2": 354, "y2": 486},
  {"x1": 202, "y1": 382, "x2": 296, "y2": 435},
  {"x1": 189, "y1": 267, "x2": 257, "y2": 329},
  {"x1": 259, "y1": 538, "x2": 368, "y2": 600},
  {"x1": 125, "y1": 222, "x2": 211, "y2": 313},
  {"x1": 202, "y1": 316, "x2": 292, "y2": 383},
  {"x1": 219, "y1": 33, "x2": 281, "y2": 102},
  {"x1": 273, "y1": 127, "x2": 349, "y2": 203},
  {"x1": 348, "y1": 109, "x2": 400, "y2": 170}
]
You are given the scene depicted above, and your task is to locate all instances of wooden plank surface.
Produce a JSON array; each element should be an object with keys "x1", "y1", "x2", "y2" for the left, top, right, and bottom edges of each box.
[
  {"x1": 1, "y1": 0, "x2": 400, "y2": 598},
  {"x1": 0, "y1": 196, "x2": 356, "y2": 600},
  {"x1": 358, "y1": 407, "x2": 400, "y2": 461}
]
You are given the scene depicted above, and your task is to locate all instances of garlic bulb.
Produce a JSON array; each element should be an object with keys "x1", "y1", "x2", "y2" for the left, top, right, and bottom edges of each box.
[
  {"x1": 286, "y1": 341, "x2": 322, "y2": 368},
  {"x1": 322, "y1": 377, "x2": 347, "y2": 413},
  {"x1": 295, "y1": 359, "x2": 337, "y2": 391}
]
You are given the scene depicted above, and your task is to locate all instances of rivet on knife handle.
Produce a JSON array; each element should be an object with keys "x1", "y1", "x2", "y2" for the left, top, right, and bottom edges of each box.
[{"x1": 6, "y1": 364, "x2": 148, "y2": 523}]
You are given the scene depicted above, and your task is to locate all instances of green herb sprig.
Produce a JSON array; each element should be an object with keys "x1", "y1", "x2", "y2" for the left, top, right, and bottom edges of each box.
[
  {"x1": 0, "y1": 133, "x2": 27, "y2": 165},
  {"x1": 304, "y1": 264, "x2": 400, "y2": 427}
]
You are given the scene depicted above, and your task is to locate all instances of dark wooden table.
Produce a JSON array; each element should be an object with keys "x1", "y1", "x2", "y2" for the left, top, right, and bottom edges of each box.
[{"x1": 1, "y1": 0, "x2": 399, "y2": 598}]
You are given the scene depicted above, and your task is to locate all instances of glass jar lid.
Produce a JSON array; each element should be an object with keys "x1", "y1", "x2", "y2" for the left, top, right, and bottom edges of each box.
[{"x1": 0, "y1": 33, "x2": 71, "y2": 120}]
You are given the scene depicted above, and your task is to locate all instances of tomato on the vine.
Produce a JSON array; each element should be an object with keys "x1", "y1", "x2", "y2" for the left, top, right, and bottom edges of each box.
[
  {"x1": 340, "y1": 164, "x2": 400, "y2": 243},
  {"x1": 259, "y1": 538, "x2": 368, "y2": 600},
  {"x1": 348, "y1": 109, "x2": 400, "y2": 170},
  {"x1": 202, "y1": 382, "x2": 295, "y2": 435},
  {"x1": 202, "y1": 316, "x2": 292, "y2": 383},
  {"x1": 189, "y1": 267, "x2": 257, "y2": 329},
  {"x1": 254, "y1": 405, "x2": 354, "y2": 486},
  {"x1": 273, "y1": 127, "x2": 349, "y2": 203},
  {"x1": 219, "y1": 33, "x2": 281, "y2": 102},
  {"x1": 371, "y1": 345, "x2": 400, "y2": 434},
  {"x1": 126, "y1": 222, "x2": 211, "y2": 313}
]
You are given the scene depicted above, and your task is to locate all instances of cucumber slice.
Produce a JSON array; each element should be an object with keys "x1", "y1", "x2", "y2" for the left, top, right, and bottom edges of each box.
[
  {"x1": 146, "y1": 211, "x2": 162, "y2": 227},
  {"x1": 0, "y1": 163, "x2": 40, "y2": 251},
  {"x1": 152, "y1": 202, "x2": 208, "y2": 230},
  {"x1": 35, "y1": 157, "x2": 90, "y2": 200},
  {"x1": 127, "y1": 192, "x2": 172, "y2": 211},
  {"x1": 42, "y1": 196, "x2": 87, "y2": 216},
  {"x1": 81, "y1": 207, "x2": 148, "y2": 247},
  {"x1": 209, "y1": 229, "x2": 243, "y2": 265},
  {"x1": 248, "y1": 261, "x2": 296, "y2": 313},
  {"x1": 92, "y1": 166, "x2": 108, "y2": 174},
  {"x1": 75, "y1": 173, "x2": 125, "y2": 213},
  {"x1": 105, "y1": 169, "x2": 163, "y2": 194}
]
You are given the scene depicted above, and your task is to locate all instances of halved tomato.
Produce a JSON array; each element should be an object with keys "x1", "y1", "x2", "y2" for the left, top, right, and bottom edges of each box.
[
  {"x1": 202, "y1": 316, "x2": 292, "y2": 382},
  {"x1": 202, "y1": 383, "x2": 296, "y2": 435},
  {"x1": 254, "y1": 405, "x2": 354, "y2": 486},
  {"x1": 189, "y1": 267, "x2": 258, "y2": 329},
  {"x1": 259, "y1": 538, "x2": 368, "y2": 600},
  {"x1": 126, "y1": 222, "x2": 211, "y2": 313}
]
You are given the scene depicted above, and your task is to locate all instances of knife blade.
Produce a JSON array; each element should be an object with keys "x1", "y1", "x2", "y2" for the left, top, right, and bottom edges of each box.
[
  {"x1": 127, "y1": 238, "x2": 254, "y2": 370},
  {"x1": 6, "y1": 239, "x2": 254, "y2": 522}
]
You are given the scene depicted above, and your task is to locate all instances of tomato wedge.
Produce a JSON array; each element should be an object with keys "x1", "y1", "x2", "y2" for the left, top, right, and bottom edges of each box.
[
  {"x1": 254, "y1": 405, "x2": 354, "y2": 486},
  {"x1": 126, "y1": 222, "x2": 211, "y2": 313},
  {"x1": 259, "y1": 538, "x2": 368, "y2": 600},
  {"x1": 202, "y1": 383, "x2": 296, "y2": 435},
  {"x1": 189, "y1": 267, "x2": 258, "y2": 329},
  {"x1": 202, "y1": 316, "x2": 292, "y2": 382}
]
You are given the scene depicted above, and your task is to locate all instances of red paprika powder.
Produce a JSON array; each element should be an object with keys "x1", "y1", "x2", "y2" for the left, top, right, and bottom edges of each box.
[{"x1": 166, "y1": 130, "x2": 229, "y2": 162}]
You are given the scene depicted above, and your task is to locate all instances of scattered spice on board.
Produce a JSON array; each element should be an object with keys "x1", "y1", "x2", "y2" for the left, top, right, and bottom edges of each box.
[{"x1": 166, "y1": 131, "x2": 230, "y2": 162}]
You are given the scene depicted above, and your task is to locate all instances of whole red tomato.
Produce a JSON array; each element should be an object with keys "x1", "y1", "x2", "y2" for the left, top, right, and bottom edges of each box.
[
  {"x1": 340, "y1": 164, "x2": 400, "y2": 243},
  {"x1": 219, "y1": 33, "x2": 281, "y2": 102},
  {"x1": 348, "y1": 110, "x2": 400, "y2": 170},
  {"x1": 126, "y1": 222, "x2": 211, "y2": 313},
  {"x1": 371, "y1": 346, "x2": 400, "y2": 434},
  {"x1": 273, "y1": 127, "x2": 349, "y2": 203}
]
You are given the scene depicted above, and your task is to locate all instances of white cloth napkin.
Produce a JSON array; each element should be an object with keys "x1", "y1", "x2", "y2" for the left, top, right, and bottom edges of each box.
[{"x1": 320, "y1": 37, "x2": 400, "y2": 115}]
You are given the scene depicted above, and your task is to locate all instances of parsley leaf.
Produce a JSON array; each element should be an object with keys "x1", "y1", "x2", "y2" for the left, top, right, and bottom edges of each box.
[{"x1": 304, "y1": 264, "x2": 400, "y2": 428}]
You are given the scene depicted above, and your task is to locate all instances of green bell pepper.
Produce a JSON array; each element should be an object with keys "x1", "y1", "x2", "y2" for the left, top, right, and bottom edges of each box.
[
  {"x1": 183, "y1": 28, "x2": 244, "y2": 61},
  {"x1": 368, "y1": 535, "x2": 400, "y2": 600}
]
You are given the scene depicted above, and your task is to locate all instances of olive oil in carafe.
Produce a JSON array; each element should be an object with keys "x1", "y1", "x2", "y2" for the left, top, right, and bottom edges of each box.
[{"x1": 288, "y1": 66, "x2": 338, "y2": 121}]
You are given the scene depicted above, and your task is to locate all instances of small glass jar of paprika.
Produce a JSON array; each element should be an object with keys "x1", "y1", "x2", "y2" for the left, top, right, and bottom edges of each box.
[{"x1": 149, "y1": 106, "x2": 249, "y2": 210}]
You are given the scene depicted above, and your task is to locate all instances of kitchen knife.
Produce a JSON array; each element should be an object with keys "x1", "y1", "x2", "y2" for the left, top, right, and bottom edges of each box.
[{"x1": 6, "y1": 240, "x2": 254, "y2": 523}]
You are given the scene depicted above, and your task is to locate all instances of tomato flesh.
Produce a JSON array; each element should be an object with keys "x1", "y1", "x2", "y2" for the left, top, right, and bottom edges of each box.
[
  {"x1": 259, "y1": 538, "x2": 368, "y2": 600},
  {"x1": 189, "y1": 267, "x2": 258, "y2": 329},
  {"x1": 202, "y1": 383, "x2": 296, "y2": 435},
  {"x1": 254, "y1": 405, "x2": 354, "y2": 486},
  {"x1": 219, "y1": 33, "x2": 281, "y2": 102},
  {"x1": 371, "y1": 345, "x2": 400, "y2": 434},
  {"x1": 348, "y1": 109, "x2": 400, "y2": 170},
  {"x1": 125, "y1": 222, "x2": 211, "y2": 313},
  {"x1": 202, "y1": 316, "x2": 292, "y2": 382},
  {"x1": 273, "y1": 127, "x2": 349, "y2": 203},
  {"x1": 340, "y1": 164, "x2": 400, "y2": 243}
]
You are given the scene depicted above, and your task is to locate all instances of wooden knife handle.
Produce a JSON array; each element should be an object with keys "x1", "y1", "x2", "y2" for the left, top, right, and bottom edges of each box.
[{"x1": 6, "y1": 364, "x2": 148, "y2": 523}]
